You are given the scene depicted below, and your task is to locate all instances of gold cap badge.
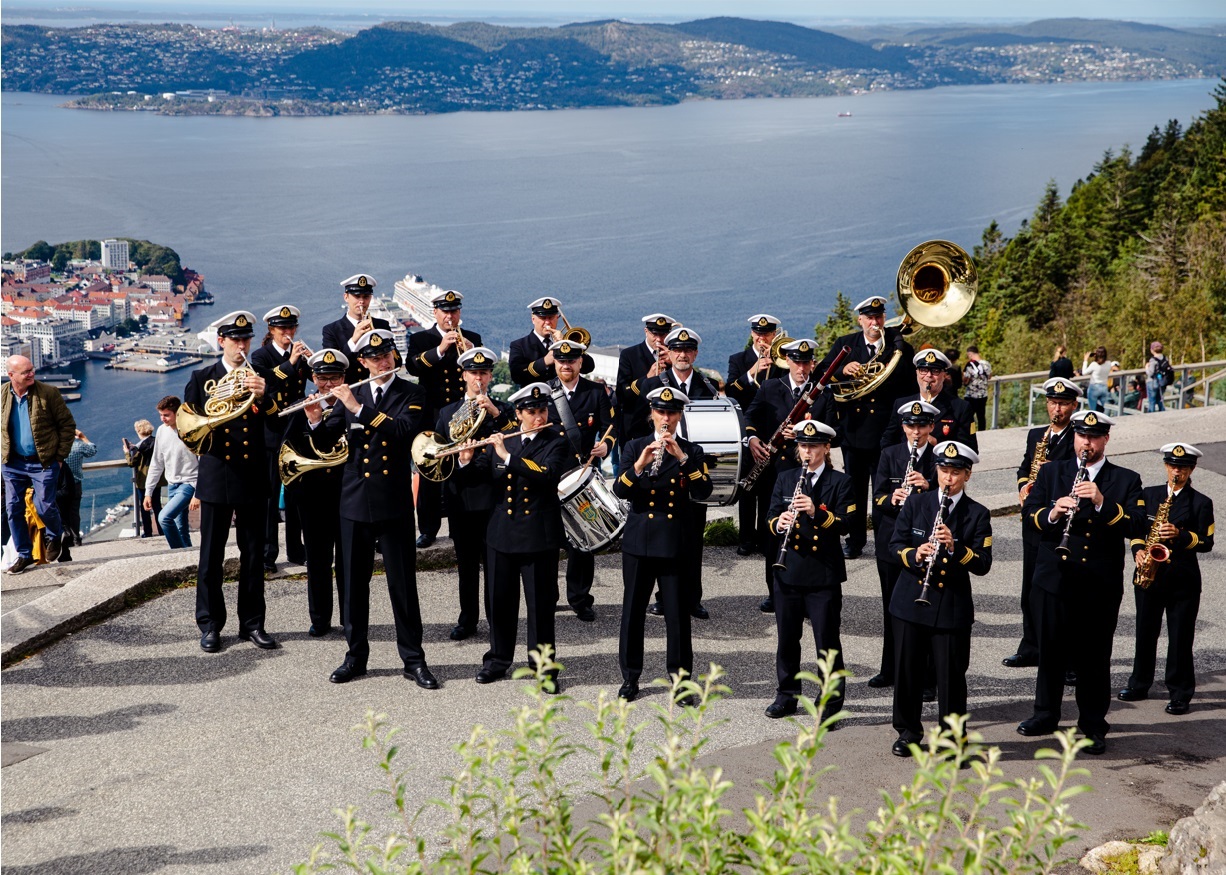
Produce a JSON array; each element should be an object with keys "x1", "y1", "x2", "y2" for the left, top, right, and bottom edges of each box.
[
  {"x1": 660, "y1": 388, "x2": 674, "y2": 402},
  {"x1": 1085, "y1": 412, "x2": 1098, "y2": 426},
  {"x1": 357, "y1": 275, "x2": 368, "y2": 287},
  {"x1": 944, "y1": 443, "x2": 958, "y2": 458},
  {"x1": 872, "y1": 298, "x2": 883, "y2": 308},
  {"x1": 758, "y1": 317, "x2": 769, "y2": 327},
  {"x1": 1173, "y1": 444, "x2": 1186, "y2": 457},
  {"x1": 474, "y1": 352, "x2": 486, "y2": 364},
  {"x1": 911, "y1": 402, "x2": 923, "y2": 415},
  {"x1": 235, "y1": 315, "x2": 248, "y2": 328},
  {"x1": 679, "y1": 330, "x2": 689, "y2": 341},
  {"x1": 323, "y1": 351, "x2": 336, "y2": 363},
  {"x1": 799, "y1": 341, "x2": 811, "y2": 352},
  {"x1": 543, "y1": 298, "x2": 553, "y2": 309},
  {"x1": 370, "y1": 334, "x2": 382, "y2": 347},
  {"x1": 924, "y1": 351, "x2": 937, "y2": 364},
  {"x1": 560, "y1": 342, "x2": 572, "y2": 354},
  {"x1": 656, "y1": 317, "x2": 667, "y2": 326},
  {"x1": 280, "y1": 306, "x2": 291, "y2": 319},
  {"x1": 445, "y1": 291, "x2": 456, "y2": 303},
  {"x1": 1054, "y1": 381, "x2": 1066, "y2": 393}
]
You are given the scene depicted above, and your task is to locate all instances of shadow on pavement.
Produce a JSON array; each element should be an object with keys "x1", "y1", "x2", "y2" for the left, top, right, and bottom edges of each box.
[
  {"x1": 2, "y1": 703, "x2": 177, "y2": 742},
  {"x1": 1, "y1": 844, "x2": 268, "y2": 874}
]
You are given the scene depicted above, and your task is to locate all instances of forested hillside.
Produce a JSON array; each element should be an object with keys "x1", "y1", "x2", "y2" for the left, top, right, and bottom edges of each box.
[{"x1": 932, "y1": 78, "x2": 1226, "y2": 376}]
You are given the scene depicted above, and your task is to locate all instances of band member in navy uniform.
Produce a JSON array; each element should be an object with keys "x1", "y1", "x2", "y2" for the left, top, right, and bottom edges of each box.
[
  {"x1": 1003, "y1": 377, "x2": 1081, "y2": 669},
  {"x1": 818, "y1": 296, "x2": 915, "y2": 559},
  {"x1": 615, "y1": 313, "x2": 674, "y2": 443},
  {"x1": 508, "y1": 296, "x2": 595, "y2": 387},
  {"x1": 640, "y1": 327, "x2": 719, "y2": 619},
  {"x1": 471, "y1": 382, "x2": 575, "y2": 689},
  {"x1": 440, "y1": 346, "x2": 517, "y2": 641},
  {"x1": 328, "y1": 329, "x2": 439, "y2": 690},
  {"x1": 182, "y1": 310, "x2": 284, "y2": 653},
  {"x1": 321, "y1": 274, "x2": 391, "y2": 384},
  {"x1": 868, "y1": 400, "x2": 939, "y2": 689},
  {"x1": 726, "y1": 314, "x2": 786, "y2": 557},
  {"x1": 251, "y1": 304, "x2": 311, "y2": 571},
  {"x1": 888, "y1": 441, "x2": 992, "y2": 757},
  {"x1": 745, "y1": 338, "x2": 839, "y2": 613},
  {"x1": 1119, "y1": 442, "x2": 1215, "y2": 716},
  {"x1": 613, "y1": 386, "x2": 713, "y2": 702},
  {"x1": 283, "y1": 348, "x2": 349, "y2": 637},
  {"x1": 1019, "y1": 411, "x2": 1144, "y2": 755},
  {"x1": 406, "y1": 288, "x2": 482, "y2": 548},
  {"x1": 879, "y1": 348, "x2": 977, "y2": 452},
  {"x1": 546, "y1": 339, "x2": 614, "y2": 622},
  {"x1": 764, "y1": 419, "x2": 854, "y2": 719}
]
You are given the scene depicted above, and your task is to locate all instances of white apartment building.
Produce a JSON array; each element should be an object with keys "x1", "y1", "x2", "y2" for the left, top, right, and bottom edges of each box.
[{"x1": 101, "y1": 239, "x2": 130, "y2": 271}]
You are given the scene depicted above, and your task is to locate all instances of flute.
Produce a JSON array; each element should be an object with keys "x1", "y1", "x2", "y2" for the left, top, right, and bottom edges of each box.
[
  {"x1": 277, "y1": 370, "x2": 398, "y2": 416},
  {"x1": 429, "y1": 424, "x2": 549, "y2": 460}
]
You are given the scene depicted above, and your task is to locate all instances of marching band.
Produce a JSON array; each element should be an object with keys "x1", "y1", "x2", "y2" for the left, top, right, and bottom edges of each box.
[{"x1": 176, "y1": 246, "x2": 1215, "y2": 756}]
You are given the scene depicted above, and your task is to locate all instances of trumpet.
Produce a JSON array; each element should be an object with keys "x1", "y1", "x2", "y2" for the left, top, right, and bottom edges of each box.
[{"x1": 277, "y1": 370, "x2": 398, "y2": 417}]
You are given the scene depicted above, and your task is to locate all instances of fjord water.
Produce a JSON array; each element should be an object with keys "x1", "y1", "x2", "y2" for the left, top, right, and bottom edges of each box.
[{"x1": 0, "y1": 79, "x2": 1216, "y2": 510}]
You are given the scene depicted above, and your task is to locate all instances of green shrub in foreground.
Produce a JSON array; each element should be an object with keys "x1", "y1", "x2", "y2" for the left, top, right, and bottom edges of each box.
[{"x1": 294, "y1": 649, "x2": 1090, "y2": 874}]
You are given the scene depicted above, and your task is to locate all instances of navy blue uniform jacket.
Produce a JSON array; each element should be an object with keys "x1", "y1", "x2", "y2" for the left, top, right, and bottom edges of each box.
[{"x1": 768, "y1": 464, "x2": 854, "y2": 588}]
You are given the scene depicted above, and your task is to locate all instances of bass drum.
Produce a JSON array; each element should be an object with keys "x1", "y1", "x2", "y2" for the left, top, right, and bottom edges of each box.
[
  {"x1": 682, "y1": 398, "x2": 744, "y2": 507},
  {"x1": 558, "y1": 465, "x2": 627, "y2": 552}
]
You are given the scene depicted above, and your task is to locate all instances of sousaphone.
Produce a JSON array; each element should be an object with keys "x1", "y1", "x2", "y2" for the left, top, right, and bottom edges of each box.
[{"x1": 833, "y1": 239, "x2": 977, "y2": 402}]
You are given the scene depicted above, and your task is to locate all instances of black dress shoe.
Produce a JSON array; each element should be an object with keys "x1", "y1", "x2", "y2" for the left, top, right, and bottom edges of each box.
[
  {"x1": 239, "y1": 629, "x2": 278, "y2": 649},
  {"x1": 765, "y1": 698, "x2": 798, "y2": 719},
  {"x1": 867, "y1": 674, "x2": 893, "y2": 688},
  {"x1": 759, "y1": 597, "x2": 775, "y2": 614},
  {"x1": 691, "y1": 602, "x2": 709, "y2": 620},
  {"x1": 842, "y1": 544, "x2": 862, "y2": 559},
  {"x1": 575, "y1": 605, "x2": 596, "y2": 622},
  {"x1": 922, "y1": 686, "x2": 936, "y2": 703},
  {"x1": 308, "y1": 625, "x2": 331, "y2": 638},
  {"x1": 544, "y1": 673, "x2": 562, "y2": 695},
  {"x1": 647, "y1": 601, "x2": 663, "y2": 617},
  {"x1": 415, "y1": 533, "x2": 436, "y2": 549},
  {"x1": 199, "y1": 630, "x2": 221, "y2": 653},
  {"x1": 43, "y1": 533, "x2": 62, "y2": 563},
  {"x1": 618, "y1": 681, "x2": 638, "y2": 701},
  {"x1": 891, "y1": 738, "x2": 914, "y2": 758},
  {"x1": 1002, "y1": 654, "x2": 1038, "y2": 668},
  {"x1": 449, "y1": 624, "x2": 475, "y2": 641},
  {"x1": 286, "y1": 553, "x2": 306, "y2": 565},
  {"x1": 1016, "y1": 717, "x2": 1058, "y2": 737},
  {"x1": 736, "y1": 544, "x2": 755, "y2": 557},
  {"x1": 1166, "y1": 700, "x2": 1190, "y2": 715},
  {"x1": 475, "y1": 667, "x2": 505, "y2": 684},
  {"x1": 405, "y1": 665, "x2": 439, "y2": 689},
  {"x1": 6, "y1": 556, "x2": 35, "y2": 575},
  {"x1": 1083, "y1": 733, "x2": 1107, "y2": 755},
  {"x1": 1117, "y1": 687, "x2": 1147, "y2": 702},
  {"x1": 676, "y1": 693, "x2": 700, "y2": 709},
  {"x1": 263, "y1": 562, "x2": 277, "y2": 574},
  {"x1": 1064, "y1": 670, "x2": 1077, "y2": 686},
  {"x1": 329, "y1": 660, "x2": 366, "y2": 684}
]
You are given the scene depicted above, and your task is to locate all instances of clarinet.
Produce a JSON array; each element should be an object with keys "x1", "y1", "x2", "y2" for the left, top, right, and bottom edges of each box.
[
  {"x1": 772, "y1": 472, "x2": 809, "y2": 571},
  {"x1": 1055, "y1": 449, "x2": 1091, "y2": 559},
  {"x1": 914, "y1": 488, "x2": 951, "y2": 606},
  {"x1": 900, "y1": 438, "x2": 919, "y2": 500}
]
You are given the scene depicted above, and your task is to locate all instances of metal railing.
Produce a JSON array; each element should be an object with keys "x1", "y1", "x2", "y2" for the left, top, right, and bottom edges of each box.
[{"x1": 988, "y1": 359, "x2": 1226, "y2": 430}]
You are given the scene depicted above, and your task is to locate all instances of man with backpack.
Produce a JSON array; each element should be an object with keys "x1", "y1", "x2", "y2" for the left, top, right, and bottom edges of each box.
[{"x1": 1146, "y1": 342, "x2": 1173, "y2": 413}]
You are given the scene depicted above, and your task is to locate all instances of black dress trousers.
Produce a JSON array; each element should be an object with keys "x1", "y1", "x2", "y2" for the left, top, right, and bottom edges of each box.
[
  {"x1": 341, "y1": 514, "x2": 426, "y2": 668},
  {"x1": 891, "y1": 615, "x2": 970, "y2": 744},
  {"x1": 195, "y1": 499, "x2": 266, "y2": 635},
  {"x1": 483, "y1": 548, "x2": 559, "y2": 675}
]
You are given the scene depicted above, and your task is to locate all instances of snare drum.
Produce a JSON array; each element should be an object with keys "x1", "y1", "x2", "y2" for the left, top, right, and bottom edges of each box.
[
  {"x1": 558, "y1": 466, "x2": 627, "y2": 551},
  {"x1": 682, "y1": 398, "x2": 744, "y2": 507}
]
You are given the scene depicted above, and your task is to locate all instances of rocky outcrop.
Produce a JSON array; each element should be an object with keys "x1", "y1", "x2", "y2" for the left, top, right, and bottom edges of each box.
[{"x1": 1160, "y1": 780, "x2": 1226, "y2": 874}]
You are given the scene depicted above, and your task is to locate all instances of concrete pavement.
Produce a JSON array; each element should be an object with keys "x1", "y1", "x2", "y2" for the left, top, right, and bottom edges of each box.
[{"x1": 2, "y1": 407, "x2": 1224, "y2": 873}]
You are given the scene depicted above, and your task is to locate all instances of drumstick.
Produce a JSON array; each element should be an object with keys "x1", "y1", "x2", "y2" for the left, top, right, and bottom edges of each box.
[{"x1": 582, "y1": 425, "x2": 615, "y2": 471}]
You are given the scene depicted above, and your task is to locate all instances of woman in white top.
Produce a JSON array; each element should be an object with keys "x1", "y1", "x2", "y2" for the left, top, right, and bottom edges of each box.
[
  {"x1": 1081, "y1": 346, "x2": 1117, "y2": 413},
  {"x1": 144, "y1": 395, "x2": 200, "y2": 549}
]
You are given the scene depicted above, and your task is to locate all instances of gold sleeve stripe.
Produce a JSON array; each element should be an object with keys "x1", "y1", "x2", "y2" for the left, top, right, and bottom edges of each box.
[
  {"x1": 731, "y1": 380, "x2": 743, "y2": 390},
  {"x1": 1208, "y1": 523, "x2": 1215, "y2": 536},
  {"x1": 1032, "y1": 508, "x2": 1046, "y2": 530},
  {"x1": 768, "y1": 516, "x2": 781, "y2": 534},
  {"x1": 273, "y1": 366, "x2": 287, "y2": 380},
  {"x1": 370, "y1": 413, "x2": 389, "y2": 427},
  {"x1": 875, "y1": 495, "x2": 887, "y2": 506},
  {"x1": 418, "y1": 353, "x2": 432, "y2": 368},
  {"x1": 525, "y1": 459, "x2": 543, "y2": 473},
  {"x1": 1129, "y1": 539, "x2": 1146, "y2": 547},
  {"x1": 983, "y1": 536, "x2": 992, "y2": 547},
  {"x1": 970, "y1": 421, "x2": 978, "y2": 434},
  {"x1": 528, "y1": 361, "x2": 539, "y2": 377},
  {"x1": 899, "y1": 548, "x2": 911, "y2": 568},
  {"x1": 1017, "y1": 477, "x2": 1029, "y2": 486},
  {"x1": 688, "y1": 470, "x2": 704, "y2": 481},
  {"x1": 847, "y1": 504, "x2": 857, "y2": 513},
  {"x1": 619, "y1": 473, "x2": 634, "y2": 487},
  {"x1": 960, "y1": 547, "x2": 974, "y2": 565},
  {"x1": 821, "y1": 511, "x2": 836, "y2": 529},
  {"x1": 1136, "y1": 498, "x2": 1147, "y2": 506},
  {"x1": 409, "y1": 405, "x2": 422, "y2": 411},
  {"x1": 1187, "y1": 531, "x2": 1199, "y2": 548},
  {"x1": 1107, "y1": 504, "x2": 1125, "y2": 526}
]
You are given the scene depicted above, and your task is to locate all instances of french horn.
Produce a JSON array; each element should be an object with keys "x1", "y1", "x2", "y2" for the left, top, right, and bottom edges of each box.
[
  {"x1": 410, "y1": 395, "x2": 488, "y2": 481},
  {"x1": 278, "y1": 433, "x2": 349, "y2": 485},
  {"x1": 177, "y1": 359, "x2": 257, "y2": 454}
]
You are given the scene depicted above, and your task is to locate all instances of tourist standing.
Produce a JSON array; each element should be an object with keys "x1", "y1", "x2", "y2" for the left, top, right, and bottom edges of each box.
[
  {"x1": 961, "y1": 346, "x2": 992, "y2": 432},
  {"x1": 1144, "y1": 341, "x2": 1170, "y2": 414},
  {"x1": 2, "y1": 355, "x2": 75, "y2": 573},
  {"x1": 1049, "y1": 345, "x2": 1075, "y2": 380},
  {"x1": 123, "y1": 420, "x2": 162, "y2": 538},
  {"x1": 144, "y1": 396, "x2": 199, "y2": 549},
  {"x1": 1080, "y1": 347, "x2": 1117, "y2": 413}
]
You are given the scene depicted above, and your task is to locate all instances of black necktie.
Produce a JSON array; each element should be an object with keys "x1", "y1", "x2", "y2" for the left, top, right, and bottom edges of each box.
[
  {"x1": 909, "y1": 447, "x2": 919, "y2": 470},
  {"x1": 373, "y1": 386, "x2": 383, "y2": 408},
  {"x1": 809, "y1": 472, "x2": 818, "y2": 490},
  {"x1": 792, "y1": 386, "x2": 801, "y2": 400}
]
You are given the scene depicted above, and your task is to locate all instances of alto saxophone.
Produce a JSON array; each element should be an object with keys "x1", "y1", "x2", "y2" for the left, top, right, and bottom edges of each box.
[
  {"x1": 1133, "y1": 490, "x2": 1174, "y2": 589},
  {"x1": 1027, "y1": 427, "x2": 1051, "y2": 486}
]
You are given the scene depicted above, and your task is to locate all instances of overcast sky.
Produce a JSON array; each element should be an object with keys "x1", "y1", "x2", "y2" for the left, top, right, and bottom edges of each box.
[{"x1": 8, "y1": 0, "x2": 1224, "y2": 23}]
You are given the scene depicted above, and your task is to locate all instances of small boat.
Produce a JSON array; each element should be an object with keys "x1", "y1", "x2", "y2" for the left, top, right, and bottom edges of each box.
[{"x1": 837, "y1": 111, "x2": 853, "y2": 118}]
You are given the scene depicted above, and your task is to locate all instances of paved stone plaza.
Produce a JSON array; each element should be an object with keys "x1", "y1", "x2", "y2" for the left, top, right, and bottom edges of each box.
[{"x1": 2, "y1": 408, "x2": 1224, "y2": 873}]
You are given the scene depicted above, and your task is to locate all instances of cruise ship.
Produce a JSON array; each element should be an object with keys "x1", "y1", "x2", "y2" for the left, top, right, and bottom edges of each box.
[{"x1": 392, "y1": 273, "x2": 445, "y2": 330}]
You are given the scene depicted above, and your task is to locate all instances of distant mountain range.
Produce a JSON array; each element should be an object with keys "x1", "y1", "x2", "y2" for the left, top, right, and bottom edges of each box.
[{"x1": 2, "y1": 16, "x2": 1222, "y2": 115}]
